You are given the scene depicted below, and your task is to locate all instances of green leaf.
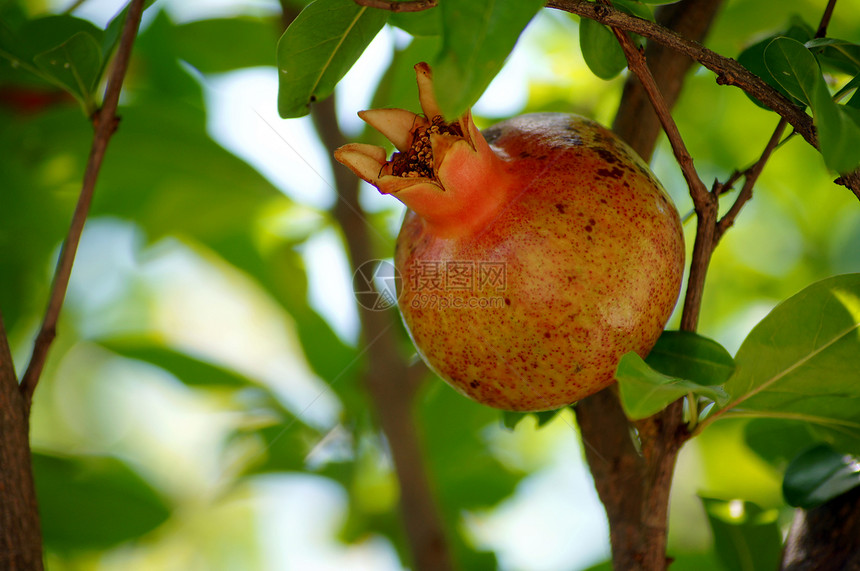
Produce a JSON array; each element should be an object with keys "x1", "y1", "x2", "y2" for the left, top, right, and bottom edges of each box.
[
  {"x1": 0, "y1": 15, "x2": 104, "y2": 95},
  {"x1": 98, "y1": 335, "x2": 258, "y2": 388},
  {"x1": 433, "y1": 0, "x2": 543, "y2": 118},
  {"x1": 612, "y1": 0, "x2": 655, "y2": 22},
  {"x1": 763, "y1": 37, "x2": 860, "y2": 172},
  {"x1": 33, "y1": 451, "x2": 171, "y2": 552},
  {"x1": 579, "y1": 17, "x2": 627, "y2": 80},
  {"x1": 811, "y1": 74, "x2": 860, "y2": 173},
  {"x1": 700, "y1": 497, "x2": 782, "y2": 571},
  {"x1": 737, "y1": 28, "x2": 811, "y2": 109},
  {"x1": 806, "y1": 38, "x2": 860, "y2": 75},
  {"x1": 616, "y1": 352, "x2": 729, "y2": 420},
  {"x1": 501, "y1": 407, "x2": 565, "y2": 430},
  {"x1": 174, "y1": 17, "x2": 280, "y2": 73},
  {"x1": 744, "y1": 418, "x2": 817, "y2": 469},
  {"x1": 764, "y1": 36, "x2": 820, "y2": 106},
  {"x1": 33, "y1": 31, "x2": 101, "y2": 113},
  {"x1": 277, "y1": 0, "x2": 388, "y2": 118},
  {"x1": 645, "y1": 330, "x2": 735, "y2": 386},
  {"x1": 719, "y1": 274, "x2": 860, "y2": 454},
  {"x1": 636, "y1": 0, "x2": 681, "y2": 4},
  {"x1": 783, "y1": 444, "x2": 860, "y2": 508},
  {"x1": 390, "y1": 7, "x2": 441, "y2": 37}
]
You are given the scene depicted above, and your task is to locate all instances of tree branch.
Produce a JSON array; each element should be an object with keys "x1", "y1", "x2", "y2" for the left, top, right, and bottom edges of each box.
[
  {"x1": 714, "y1": 118, "x2": 788, "y2": 243},
  {"x1": 547, "y1": 0, "x2": 814, "y2": 147},
  {"x1": 18, "y1": 0, "x2": 146, "y2": 410},
  {"x1": 547, "y1": 0, "x2": 860, "y2": 196},
  {"x1": 573, "y1": 2, "x2": 725, "y2": 568},
  {"x1": 352, "y1": 0, "x2": 437, "y2": 12}
]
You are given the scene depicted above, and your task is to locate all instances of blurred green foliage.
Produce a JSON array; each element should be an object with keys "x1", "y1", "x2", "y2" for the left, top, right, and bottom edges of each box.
[{"x1": 1, "y1": 0, "x2": 859, "y2": 569}]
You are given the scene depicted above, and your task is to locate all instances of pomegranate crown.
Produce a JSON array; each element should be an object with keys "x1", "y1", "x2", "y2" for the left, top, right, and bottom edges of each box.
[{"x1": 334, "y1": 62, "x2": 506, "y2": 235}]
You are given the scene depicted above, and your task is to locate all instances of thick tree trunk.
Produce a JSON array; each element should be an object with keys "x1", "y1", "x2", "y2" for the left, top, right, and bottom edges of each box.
[
  {"x1": 0, "y1": 325, "x2": 43, "y2": 570},
  {"x1": 313, "y1": 97, "x2": 455, "y2": 571},
  {"x1": 781, "y1": 486, "x2": 860, "y2": 571}
]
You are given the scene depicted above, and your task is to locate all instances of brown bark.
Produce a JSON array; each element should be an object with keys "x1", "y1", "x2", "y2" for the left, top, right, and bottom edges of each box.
[
  {"x1": 782, "y1": 486, "x2": 860, "y2": 571},
  {"x1": 574, "y1": 1, "x2": 724, "y2": 569},
  {"x1": 312, "y1": 97, "x2": 455, "y2": 571},
  {"x1": 0, "y1": 312, "x2": 43, "y2": 570}
]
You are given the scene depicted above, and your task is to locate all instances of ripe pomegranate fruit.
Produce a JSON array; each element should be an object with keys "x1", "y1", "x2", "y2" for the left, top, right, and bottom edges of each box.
[{"x1": 335, "y1": 63, "x2": 684, "y2": 412}]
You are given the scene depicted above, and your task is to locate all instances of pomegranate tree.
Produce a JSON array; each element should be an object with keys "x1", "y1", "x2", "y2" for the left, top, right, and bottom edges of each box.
[{"x1": 336, "y1": 63, "x2": 684, "y2": 412}]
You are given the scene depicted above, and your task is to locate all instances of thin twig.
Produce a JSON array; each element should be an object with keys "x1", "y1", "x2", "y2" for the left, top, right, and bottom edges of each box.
[
  {"x1": 714, "y1": 118, "x2": 788, "y2": 242},
  {"x1": 601, "y1": 7, "x2": 714, "y2": 331},
  {"x1": 18, "y1": 0, "x2": 146, "y2": 409},
  {"x1": 352, "y1": 0, "x2": 437, "y2": 13},
  {"x1": 608, "y1": 25, "x2": 709, "y2": 205},
  {"x1": 816, "y1": 0, "x2": 839, "y2": 38}
]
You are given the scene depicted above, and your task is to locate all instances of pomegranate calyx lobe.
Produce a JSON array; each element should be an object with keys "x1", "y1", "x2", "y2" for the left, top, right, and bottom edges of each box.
[{"x1": 334, "y1": 63, "x2": 509, "y2": 238}]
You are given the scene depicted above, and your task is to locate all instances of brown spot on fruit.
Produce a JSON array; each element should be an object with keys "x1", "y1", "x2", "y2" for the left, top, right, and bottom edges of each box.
[{"x1": 555, "y1": 203, "x2": 566, "y2": 214}]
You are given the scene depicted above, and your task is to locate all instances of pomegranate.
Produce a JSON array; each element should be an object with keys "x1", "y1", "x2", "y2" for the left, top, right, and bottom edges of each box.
[{"x1": 335, "y1": 63, "x2": 684, "y2": 412}]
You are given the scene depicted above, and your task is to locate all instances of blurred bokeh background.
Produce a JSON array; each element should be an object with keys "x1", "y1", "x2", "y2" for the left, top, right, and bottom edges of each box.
[{"x1": 2, "y1": 0, "x2": 860, "y2": 569}]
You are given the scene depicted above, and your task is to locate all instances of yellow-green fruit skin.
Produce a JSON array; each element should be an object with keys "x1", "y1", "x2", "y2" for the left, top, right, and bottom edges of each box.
[{"x1": 395, "y1": 113, "x2": 685, "y2": 411}]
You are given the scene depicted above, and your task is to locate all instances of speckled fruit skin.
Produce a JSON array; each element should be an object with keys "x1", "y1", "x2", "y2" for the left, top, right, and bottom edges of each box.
[
  {"x1": 396, "y1": 114, "x2": 684, "y2": 411},
  {"x1": 335, "y1": 64, "x2": 684, "y2": 412}
]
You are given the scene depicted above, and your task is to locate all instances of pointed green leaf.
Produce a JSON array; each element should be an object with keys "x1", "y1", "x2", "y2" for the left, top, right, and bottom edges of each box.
[
  {"x1": 33, "y1": 31, "x2": 101, "y2": 113},
  {"x1": 645, "y1": 330, "x2": 735, "y2": 386},
  {"x1": 33, "y1": 451, "x2": 171, "y2": 552},
  {"x1": 763, "y1": 37, "x2": 860, "y2": 172},
  {"x1": 700, "y1": 497, "x2": 782, "y2": 571},
  {"x1": 617, "y1": 352, "x2": 729, "y2": 420},
  {"x1": 277, "y1": 0, "x2": 388, "y2": 118},
  {"x1": 764, "y1": 36, "x2": 820, "y2": 106},
  {"x1": 783, "y1": 444, "x2": 860, "y2": 509},
  {"x1": 720, "y1": 274, "x2": 860, "y2": 454},
  {"x1": 433, "y1": 0, "x2": 543, "y2": 119},
  {"x1": 579, "y1": 17, "x2": 627, "y2": 80},
  {"x1": 737, "y1": 30, "x2": 809, "y2": 109}
]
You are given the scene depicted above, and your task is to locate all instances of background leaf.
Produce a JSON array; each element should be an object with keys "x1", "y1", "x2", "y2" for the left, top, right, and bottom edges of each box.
[
  {"x1": 173, "y1": 17, "x2": 280, "y2": 74},
  {"x1": 700, "y1": 497, "x2": 782, "y2": 571},
  {"x1": 433, "y1": 0, "x2": 543, "y2": 118},
  {"x1": 783, "y1": 444, "x2": 860, "y2": 508},
  {"x1": 719, "y1": 274, "x2": 860, "y2": 454},
  {"x1": 33, "y1": 31, "x2": 101, "y2": 113},
  {"x1": 277, "y1": 0, "x2": 387, "y2": 118},
  {"x1": 34, "y1": 452, "x2": 171, "y2": 552},
  {"x1": 98, "y1": 335, "x2": 259, "y2": 388},
  {"x1": 806, "y1": 37, "x2": 860, "y2": 75}
]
